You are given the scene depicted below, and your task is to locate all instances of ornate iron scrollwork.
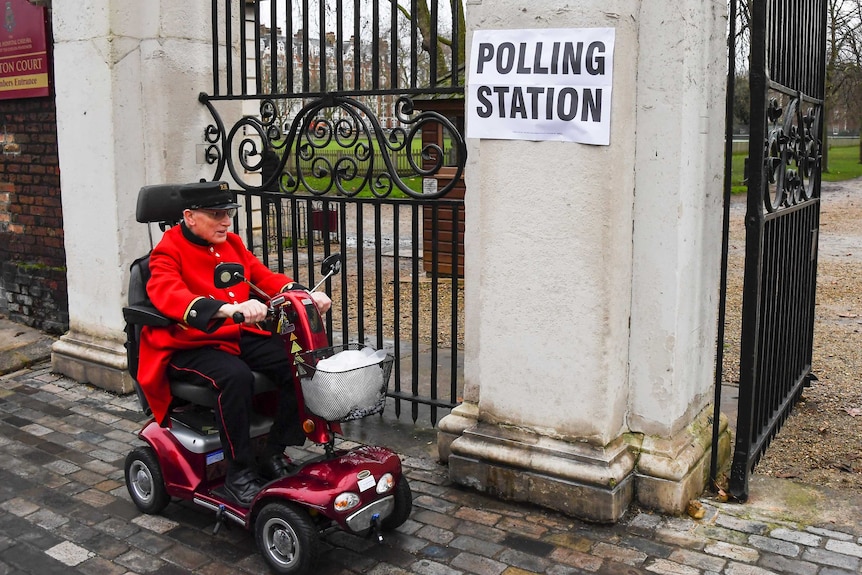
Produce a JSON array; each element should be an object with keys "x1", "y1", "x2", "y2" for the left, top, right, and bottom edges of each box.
[
  {"x1": 761, "y1": 95, "x2": 822, "y2": 213},
  {"x1": 199, "y1": 94, "x2": 466, "y2": 200}
]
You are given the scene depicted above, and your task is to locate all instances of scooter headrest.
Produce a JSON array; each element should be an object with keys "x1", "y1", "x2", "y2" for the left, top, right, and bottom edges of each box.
[{"x1": 136, "y1": 181, "x2": 237, "y2": 224}]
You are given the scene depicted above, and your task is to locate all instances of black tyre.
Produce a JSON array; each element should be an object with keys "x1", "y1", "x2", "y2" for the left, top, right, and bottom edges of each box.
[
  {"x1": 255, "y1": 502, "x2": 319, "y2": 575},
  {"x1": 124, "y1": 446, "x2": 170, "y2": 514},
  {"x1": 381, "y1": 476, "x2": 412, "y2": 531}
]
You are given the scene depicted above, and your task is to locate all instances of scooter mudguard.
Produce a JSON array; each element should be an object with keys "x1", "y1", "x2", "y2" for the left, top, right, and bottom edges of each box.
[
  {"x1": 138, "y1": 419, "x2": 209, "y2": 499},
  {"x1": 257, "y1": 444, "x2": 403, "y2": 532}
]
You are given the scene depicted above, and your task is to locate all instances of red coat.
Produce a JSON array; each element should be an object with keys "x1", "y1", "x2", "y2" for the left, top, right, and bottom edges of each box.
[{"x1": 137, "y1": 223, "x2": 294, "y2": 424}]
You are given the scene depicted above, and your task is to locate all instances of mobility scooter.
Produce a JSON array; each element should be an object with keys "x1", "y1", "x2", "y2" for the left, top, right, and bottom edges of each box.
[{"x1": 121, "y1": 181, "x2": 412, "y2": 575}]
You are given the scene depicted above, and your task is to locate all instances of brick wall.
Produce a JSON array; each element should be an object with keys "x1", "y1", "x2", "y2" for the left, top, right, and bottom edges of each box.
[{"x1": 0, "y1": 94, "x2": 68, "y2": 334}]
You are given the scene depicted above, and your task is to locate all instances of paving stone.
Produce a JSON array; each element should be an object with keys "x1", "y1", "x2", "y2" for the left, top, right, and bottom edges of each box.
[
  {"x1": 43, "y1": 460, "x2": 80, "y2": 475},
  {"x1": 132, "y1": 514, "x2": 180, "y2": 534},
  {"x1": 114, "y1": 547, "x2": 166, "y2": 573},
  {"x1": 626, "y1": 511, "x2": 662, "y2": 531},
  {"x1": 747, "y1": 534, "x2": 800, "y2": 557},
  {"x1": 26, "y1": 508, "x2": 70, "y2": 531},
  {"x1": 366, "y1": 563, "x2": 415, "y2": 575},
  {"x1": 451, "y1": 551, "x2": 508, "y2": 575},
  {"x1": 642, "y1": 557, "x2": 700, "y2": 575},
  {"x1": 449, "y1": 534, "x2": 506, "y2": 558},
  {"x1": 88, "y1": 449, "x2": 124, "y2": 464},
  {"x1": 0, "y1": 498, "x2": 38, "y2": 517},
  {"x1": 722, "y1": 561, "x2": 779, "y2": 574},
  {"x1": 756, "y1": 553, "x2": 819, "y2": 575},
  {"x1": 714, "y1": 514, "x2": 770, "y2": 536},
  {"x1": 74, "y1": 556, "x2": 129, "y2": 575},
  {"x1": 44, "y1": 540, "x2": 94, "y2": 566},
  {"x1": 410, "y1": 558, "x2": 464, "y2": 575},
  {"x1": 817, "y1": 567, "x2": 860, "y2": 575},
  {"x1": 596, "y1": 559, "x2": 651, "y2": 574},
  {"x1": 501, "y1": 534, "x2": 555, "y2": 557},
  {"x1": 413, "y1": 495, "x2": 458, "y2": 515},
  {"x1": 453, "y1": 520, "x2": 508, "y2": 544},
  {"x1": 419, "y1": 544, "x2": 461, "y2": 562},
  {"x1": 769, "y1": 527, "x2": 822, "y2": 547},
  {"x1": 127, "y1": 529, "x2": 173, "y2": 555},
  {"x1": 496, "y1": 517, "x2": 548, "y2": 539},
  {"x1": 416, "y1": 524, "x2": 456, "y2": 545},
  {"x1": 73, "y1": 488, "x2": 117, "y2": 508},
  {"x1": 800, "y1": 546, "x2": 862, "y2": 571},
  {"x1": 667, "y1": 547, "x2": 727, "y2": 572},
  {"x1": 83, "y1": 535, "x2": 130, "y2": 560},
  {"x1": 618, "y1": 533, "x2": 675, "y2": 559},
  {"x1": 496, "y1": 548, "x2": 550, "y2": 573},
  {"x1": 94, "y1": 516, "x2": 140, "y2": 540},
  {"x1": 547, "y1": 545, "x2": 603, "y2": 572},
  {"x1": 825, "y1": 539, "x2": 862, "y2": 558},
  {"x1": 807, "y1": 526, "x2": 854, "y2": 541},
  {"x1": 413, "y1": 509, "x2": 460, "y2": 530},
  {"x1": 365, "y1": 542, "x2": 421, "y2": 568},
  {"x1": 703, "y1": 541, "x2": 759, "y2": 563},
  {"x1": 592, "y1": 541, "x2": 649, "y2": 567}
]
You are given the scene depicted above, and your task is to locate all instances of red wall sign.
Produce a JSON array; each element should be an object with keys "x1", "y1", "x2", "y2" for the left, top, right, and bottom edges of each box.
[{"x1": 0, "y1": 0, "x2": 49, "y2": 99}]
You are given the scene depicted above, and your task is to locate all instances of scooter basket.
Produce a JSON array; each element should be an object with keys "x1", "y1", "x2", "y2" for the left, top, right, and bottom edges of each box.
[{"x1": 296, "y1": 343, "x2": 393, "y2": 422}]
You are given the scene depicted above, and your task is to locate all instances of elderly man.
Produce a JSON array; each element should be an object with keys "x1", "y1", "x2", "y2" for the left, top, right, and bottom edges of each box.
[{"x1": 137, "y1": 181, "x2": 331, "y2": 506}]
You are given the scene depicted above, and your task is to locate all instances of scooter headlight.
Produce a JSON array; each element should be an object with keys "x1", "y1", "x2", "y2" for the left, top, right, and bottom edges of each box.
[
  {"x1": 334, "y1": 492, "x2": 361, "y2": 512},
  {"x1": 376, "y1": 473, "x2": 394, "y2": 494}
]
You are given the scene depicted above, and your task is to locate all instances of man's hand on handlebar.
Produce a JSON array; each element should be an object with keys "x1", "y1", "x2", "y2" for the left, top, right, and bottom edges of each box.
[
  {"x1": 218, "y1": 300, "x2": 269, "y2": 324},
  {"x1": 310, "y1": 292, "x2": 332, "y2": 314}
]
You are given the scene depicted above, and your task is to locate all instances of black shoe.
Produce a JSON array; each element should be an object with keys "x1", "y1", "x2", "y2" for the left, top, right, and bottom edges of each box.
[
  {"x1": 259, "y1": 453, "x2": 294, "y2": 481},
  {"x1": 224, "y1": 468, "x2": 264, "y2": 507}
]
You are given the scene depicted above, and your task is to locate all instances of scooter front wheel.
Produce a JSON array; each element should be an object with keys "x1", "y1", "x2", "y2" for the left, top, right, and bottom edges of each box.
[
  {"x1": 124, "y1": 446, "x2": 170, "y2": 514},
  {"x1": 381, "y1": 476, "x2": 412, "y2": 531},
  {"x1": 255, "y1": 501, "x2": 318, "y2": 575}
]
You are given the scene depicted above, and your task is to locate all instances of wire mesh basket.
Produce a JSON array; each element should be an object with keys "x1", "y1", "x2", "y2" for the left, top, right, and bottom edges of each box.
[{"x1": 295, "y1": 343, "x2": 394, "y2": 422}]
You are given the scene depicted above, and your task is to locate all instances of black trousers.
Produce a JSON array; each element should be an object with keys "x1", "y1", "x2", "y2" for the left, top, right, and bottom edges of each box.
[{"x1": 167, "y1": 332, "x2": 305, "y2": 470}]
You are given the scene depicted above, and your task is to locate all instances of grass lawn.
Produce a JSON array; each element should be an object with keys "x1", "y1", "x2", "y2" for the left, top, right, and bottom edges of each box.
[{"x1": 730, "y1": 141, "x2": 862, "y2": 195}]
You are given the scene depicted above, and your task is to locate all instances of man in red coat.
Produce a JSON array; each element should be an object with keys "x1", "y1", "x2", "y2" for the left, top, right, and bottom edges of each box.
[{"x1": 138, "y1": 183, "x2": 331, "y2": 506}]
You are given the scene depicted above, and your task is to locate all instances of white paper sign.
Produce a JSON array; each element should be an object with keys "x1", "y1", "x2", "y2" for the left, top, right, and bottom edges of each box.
[{"x1": 467, "y1": 28, "x2": 615, "y2": 145}]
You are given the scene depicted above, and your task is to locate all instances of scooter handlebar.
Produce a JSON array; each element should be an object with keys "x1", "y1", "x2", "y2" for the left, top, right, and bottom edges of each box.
[{"x1": 232, "y1": 311, "x2": 245, "y2": 324}]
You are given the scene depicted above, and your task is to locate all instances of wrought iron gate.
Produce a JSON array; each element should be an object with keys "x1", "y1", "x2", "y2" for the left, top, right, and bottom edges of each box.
[
  {"x1": 728, "y1": 0, "x2": 826, "y2": 501},
  {"x1": 199, "y1": 0, "x2": 467, "y2": 425}
]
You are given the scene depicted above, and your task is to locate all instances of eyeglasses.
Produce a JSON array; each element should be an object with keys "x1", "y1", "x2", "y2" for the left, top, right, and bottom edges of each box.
[{"x1": 197, "y1": 208, "x2": 237, "y2": 220}]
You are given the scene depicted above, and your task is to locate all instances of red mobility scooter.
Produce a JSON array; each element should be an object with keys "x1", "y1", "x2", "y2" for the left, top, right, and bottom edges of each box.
[{"x1": 121, "y1": 182, "x2": 412, "y2": 575}]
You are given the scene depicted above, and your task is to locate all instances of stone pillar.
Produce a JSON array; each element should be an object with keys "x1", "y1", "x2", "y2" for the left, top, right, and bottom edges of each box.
[
  {"x1": 50, "y1": 1, "x2": 235, "y2": 392},
  {"x1": 438, "y1": 0, "x2": 731, "y2": 521}
]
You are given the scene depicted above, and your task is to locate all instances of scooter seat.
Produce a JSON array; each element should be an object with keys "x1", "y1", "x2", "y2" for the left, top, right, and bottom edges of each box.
[{"x1": 170, "y1": 371, "x2": 278, "y2": 408}]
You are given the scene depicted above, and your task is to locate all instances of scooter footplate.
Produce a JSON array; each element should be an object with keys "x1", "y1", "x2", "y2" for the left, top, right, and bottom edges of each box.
[{"x1": 345, "y1": 495, "x2": 394, "y2": 532}]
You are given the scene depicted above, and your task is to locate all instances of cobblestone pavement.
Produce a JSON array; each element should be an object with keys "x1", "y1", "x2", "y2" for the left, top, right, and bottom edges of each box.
[{"x1": 1, "y1": 363, "x2": 861, "y2": 575}]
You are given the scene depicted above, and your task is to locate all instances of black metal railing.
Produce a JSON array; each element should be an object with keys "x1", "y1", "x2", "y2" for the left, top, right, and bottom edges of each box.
[
  {"x1": 729, "y1": 0, "x2": 826, "y2": 501},
  {"x1": 203, "y1": 1, "x2": 467, "y2": 425},
  {"x1": 235, "y1": 192, "x2": 464, "y2": 425}
]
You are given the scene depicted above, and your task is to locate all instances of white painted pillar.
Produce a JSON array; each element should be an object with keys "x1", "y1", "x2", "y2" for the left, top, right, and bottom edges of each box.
[
  {"x1": 51, "y1": 1, "x2": 237, "y2": 392},
  {"x1": 627, "y1": 2, "x2": 731, "y2": 512},
  {"x1": 439, "y1": 0, "x2": 730, "y2": 520}
]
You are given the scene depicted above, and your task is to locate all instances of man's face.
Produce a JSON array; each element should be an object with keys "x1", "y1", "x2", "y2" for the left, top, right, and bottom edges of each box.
[{"x1": 183, "y1": 208, "x2": 235, "y2": 244}]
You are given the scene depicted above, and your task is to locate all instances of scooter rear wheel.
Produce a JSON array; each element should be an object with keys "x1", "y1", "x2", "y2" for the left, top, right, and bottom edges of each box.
[
  {"x1": 124, "y1": 446, "x2": 170, "y2": 514},
  {"x1": 255, "y1": 501, "x2": 318, "y2": 575}
]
